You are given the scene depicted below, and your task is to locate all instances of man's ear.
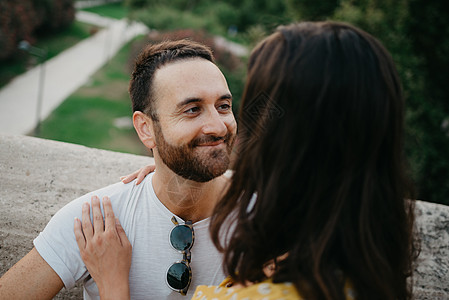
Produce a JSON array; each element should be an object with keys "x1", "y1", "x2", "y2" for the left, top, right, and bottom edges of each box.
[{"x1": 133, "y1": 111, "x2": 156, "y2": 149}]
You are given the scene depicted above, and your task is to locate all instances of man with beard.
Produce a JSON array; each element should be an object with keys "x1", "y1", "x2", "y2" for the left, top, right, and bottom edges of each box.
[{"x1": 0, "y1": 40, "x2": 237, "y2": 299}]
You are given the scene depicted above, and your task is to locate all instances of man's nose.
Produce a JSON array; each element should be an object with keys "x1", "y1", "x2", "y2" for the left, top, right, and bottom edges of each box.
[{"x1": 202, "y1": 109, "x2": 227, "y2": 137}]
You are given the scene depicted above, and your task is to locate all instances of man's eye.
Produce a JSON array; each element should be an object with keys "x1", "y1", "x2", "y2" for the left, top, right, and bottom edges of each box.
[
  {"x1": 185, "y1": 107, "x2": 200, "y2": 114},
  {"x1": 218, "y1": 104, "x2": 231, "y2": 111}
]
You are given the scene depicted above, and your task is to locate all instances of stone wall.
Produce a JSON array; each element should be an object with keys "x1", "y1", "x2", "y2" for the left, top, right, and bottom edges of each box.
[
  {"x1": 0, "y1": 134, "x2": 153, "y2": 299},
  {"x1": 413, "y1": 201, "x2": 449, "y2": 298},
  {"x1": 0, "y1": 134, "x2": 447, "y2": 298}
]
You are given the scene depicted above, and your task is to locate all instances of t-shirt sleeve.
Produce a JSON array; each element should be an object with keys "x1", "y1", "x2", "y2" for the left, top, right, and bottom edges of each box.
[{"x1": 34, "y1": 192, "x2": 92, "y2": 289}]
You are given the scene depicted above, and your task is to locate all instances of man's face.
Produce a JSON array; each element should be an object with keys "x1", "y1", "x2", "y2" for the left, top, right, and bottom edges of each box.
[{"x1": 151, "y1": 58, "x2": 237, "y2": 182}]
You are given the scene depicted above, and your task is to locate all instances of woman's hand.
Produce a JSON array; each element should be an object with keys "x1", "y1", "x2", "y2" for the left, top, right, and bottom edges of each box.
[
  {"x1": 74, "y1": 196, "x2": 132, "y2": 300},
  {"x1": 120, "y1": 165, "x2": 156, "y2": 185}
]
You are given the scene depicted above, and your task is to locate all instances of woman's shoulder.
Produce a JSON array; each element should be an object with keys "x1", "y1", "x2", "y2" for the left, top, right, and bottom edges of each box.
[
  {"x1": 193, "y1": 278, "x2": 301, "y2": 299},
  {"x1": 193, "y1": 277, "x2": 357, "y2": 300}
]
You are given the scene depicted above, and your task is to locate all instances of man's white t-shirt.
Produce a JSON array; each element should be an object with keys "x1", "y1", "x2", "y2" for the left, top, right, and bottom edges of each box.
[{"x1": 34, "y1": 173, "x2": 225, "y2": 299}]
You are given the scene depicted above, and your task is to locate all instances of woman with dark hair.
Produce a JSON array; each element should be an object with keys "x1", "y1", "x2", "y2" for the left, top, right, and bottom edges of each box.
[
  {"x1": 203, "y1": 21, "x2": 417, "y2": 300},
  {"x1": 75, "y1": 21, "x2": 417, "y2": 299}
]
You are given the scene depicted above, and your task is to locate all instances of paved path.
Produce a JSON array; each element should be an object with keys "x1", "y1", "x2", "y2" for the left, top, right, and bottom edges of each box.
[
  {"x1": 75, "y1": 0, "x2": 123, "y2": 9},
  {"x1": 0, "y1": 11, "x2": 149, "y2": 135}
]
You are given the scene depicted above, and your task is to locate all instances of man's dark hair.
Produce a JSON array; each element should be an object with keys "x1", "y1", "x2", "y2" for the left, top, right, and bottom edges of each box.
[{"x1": 129, "y1": 39, "x2": 214, "y2": 121}]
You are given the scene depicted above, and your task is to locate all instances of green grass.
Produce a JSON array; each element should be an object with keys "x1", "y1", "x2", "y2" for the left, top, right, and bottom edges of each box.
[
  {"x1": 38, "y1": 94, "x2": 145, "y2": 154},
  {"x1": 0, "y1": 21, "x2": 96, "y2": 88},
  {"x1": 81, "y1": 2, "x2": 129, "y2": 20},
  {"x1": 34, "y1": 22, "x2": 95, "y2": 60},
  {"x1": 40, "y1": 95, "x2": 128, "y2": 143},
  {"x1": 37, "y1": 36, "x2": 149, "y2": 155},
  {"x1": 133, "y1": 5, "x2": 224, "y2": 36},
  {"x1": 0, "y1": 58, "x2": 28, "y2": 89}
]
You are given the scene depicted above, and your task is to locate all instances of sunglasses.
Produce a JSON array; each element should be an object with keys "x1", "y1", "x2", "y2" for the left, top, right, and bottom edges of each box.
[{"x1": 166, "y1": 216, "x2": 195, "y2": 295}]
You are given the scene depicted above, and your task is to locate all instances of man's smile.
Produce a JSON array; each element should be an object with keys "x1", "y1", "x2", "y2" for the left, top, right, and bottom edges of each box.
[{"x1": 197, "y1": 140, "x2": 225, "y2": 147}]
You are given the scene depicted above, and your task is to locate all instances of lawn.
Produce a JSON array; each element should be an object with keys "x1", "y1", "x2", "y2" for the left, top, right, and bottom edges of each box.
[
  {"x1": 0, "y1": 21, "x2": 96, "y2": 88},
  {"x1": 34, "y1": 22, "x2": 97, "y2": 60},
  {"x1": 81, "y1": 2, "x2": 129, "y2": 20},
  {"x1": 36, "y1": 36, "x2": 149, "y2": 156}
]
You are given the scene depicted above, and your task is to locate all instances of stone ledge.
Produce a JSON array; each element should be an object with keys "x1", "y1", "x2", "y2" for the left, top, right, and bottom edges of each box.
[
  {"x1": 0, "y1": 134, "x2": 447, "y2": 298},
  {"x1": 0, "y1": 134, "x2": 153, "y2": 299},
  {"x1": 413, "y1": 201, "x2": 449, "y2": 298}
]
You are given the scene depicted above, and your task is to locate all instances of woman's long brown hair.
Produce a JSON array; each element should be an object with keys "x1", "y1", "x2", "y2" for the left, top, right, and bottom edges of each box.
[{"x1": 210, "y1": 22, "x2": 418, "y2": 300}]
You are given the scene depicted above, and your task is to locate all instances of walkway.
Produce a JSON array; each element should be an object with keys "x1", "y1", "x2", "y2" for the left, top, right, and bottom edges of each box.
[{"x1": 0, "y1": 11, "x2": 149, "y2": 135}]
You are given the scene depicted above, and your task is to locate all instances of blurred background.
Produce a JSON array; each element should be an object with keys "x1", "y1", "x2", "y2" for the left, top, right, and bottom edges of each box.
[{"x1": 0, "y1": 0, "x2": 448, "y2": 206}]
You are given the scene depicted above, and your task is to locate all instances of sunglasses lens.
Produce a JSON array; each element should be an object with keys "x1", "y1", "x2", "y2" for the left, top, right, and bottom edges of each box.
[
  {"x1": 167, "y1": 262, "x2": 191, "y2": 290},
  {"x1": 170, "y1": 225, "x2": 193, "y2": 251}
]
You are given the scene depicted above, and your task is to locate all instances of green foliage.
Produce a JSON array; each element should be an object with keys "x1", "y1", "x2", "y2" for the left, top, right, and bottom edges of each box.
[
  {"x1": 286, "y1": 0, "x2": 449, "y2": 205},
  {"x1": 287, "y1": 0, "x2": 339, "y2": 20},
  {"x1": 0, "y1": 0, "x2": 75, "y2": 60},
  {"x1": 0, "y1": 55, "x2": 28, "y2": 88},
  {"x1": 242, "y1": 25, "x2": 268, "y2": 49},
  {"x1": 0, "y1": 21, "x2": 92, "y2": 88},
  {"x1": 406, "y1": 0, "x2": 449, "y2": 203},
  {"x1": 213, "y1": 2, "x2": 240, "y2": 30},
  {"x1": 81, "y1": 2, "x2": 130, "y2": 20},
  {"x1": 34, "y1": 0, "x2": 75, "y2": 32},
  {"x1": 131, "y1": 5, "x2": 221, "y2": 34},
  {"x1": 34, "y1": 21, "x2": 92, "y2": 60},
  {"x1": 126, "y1": 0, "x2": 291, "y2": 39},
  {"x1": 40, "y1": 94, "x2": 129, "y2": 145}
]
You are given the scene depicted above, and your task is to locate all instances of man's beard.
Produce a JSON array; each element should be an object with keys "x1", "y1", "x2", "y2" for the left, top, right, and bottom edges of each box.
[{"x1": 153, "y1": 122, "x2": 235, "y2": 182}]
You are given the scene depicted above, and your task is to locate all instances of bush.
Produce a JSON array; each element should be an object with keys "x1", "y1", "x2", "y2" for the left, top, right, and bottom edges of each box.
[
  {"x1": 36, "y1": 0, "x2": 75, "y2": 32},
  {"x1": 286, "y1": 0, "x2": 449, "y2": 205},
  {"x1": 0, "y1": 1, "x2": 36, "y2": 60},
  {"x1": 126, "y1": 0, "x2": 291, "y2": 39},
  {"x1": 0, "y1": 0, "x2": 75, "y2": 61},
  {"x1": 130, "y1": 4, "x2": 222, "y2": 35}
]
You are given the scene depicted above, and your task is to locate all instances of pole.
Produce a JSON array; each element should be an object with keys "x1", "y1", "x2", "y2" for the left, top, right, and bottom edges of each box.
[
  {"x1": 18, "y1": 41, "x2": 47, "y2": 136},
  {"x1": 35, "y1": 55, "x2": 46, "y2": 135}
]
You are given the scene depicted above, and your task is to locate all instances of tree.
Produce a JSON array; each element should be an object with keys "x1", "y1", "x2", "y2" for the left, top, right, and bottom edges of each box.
[
  {"x1": 0, "y1": 0, "x2": 75, "y2": 61},
  {"x1": 286, "y1": 0, "x2": 449, "y2": 205}
]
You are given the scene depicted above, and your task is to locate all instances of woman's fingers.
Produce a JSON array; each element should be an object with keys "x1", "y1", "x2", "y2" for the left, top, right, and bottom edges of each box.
[
  {"x1": 91, "y1": 196, "x2": 104, "y2": 234},
  {"x1": 74, "y1": 196, "x2": 132, "y2": 299},
  {"x1": 120, "y1": 164, "x2": 156, "y2": 185},
  {"x1": 74, "y1": 217, "x2": 86, "y2": 249},
  {"x1": 81, "y1": 201, "x2": 94, "y2": 239},
  {"x1": 102, "y1": 196, "x2": 116, "y2": 233},
  {"x1": 120, "y1": 169, "x2": 140, "y2": 184},
  {"x1": 115, "y1": 218, "x2": 131, "y2": 248},
  {"x1": 136, "y1": 165, "x2": 156, "y2": 185}
]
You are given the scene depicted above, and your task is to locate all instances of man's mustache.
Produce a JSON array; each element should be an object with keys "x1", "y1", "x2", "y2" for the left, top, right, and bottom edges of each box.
[{"x1": 190, "y1": 132, "x2": 233, "y2": 147}]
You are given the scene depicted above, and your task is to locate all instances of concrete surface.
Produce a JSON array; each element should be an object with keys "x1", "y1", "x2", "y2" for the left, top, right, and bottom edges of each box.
[
  {"x1": 0, "y1": 134, "x2": 153, "y2": 299},
  {"x1": 0, "y1": 134, "x2": 448, "y2": 299},
  {"x1": 0, "y1": 11, "x2": 149, "y2": 135},
  {"x1": 413, "y1": 200, "x2": 449, "y2": 299},
  {"x1": 213, "y1": 36, "x2": 248, "y2": 57}
]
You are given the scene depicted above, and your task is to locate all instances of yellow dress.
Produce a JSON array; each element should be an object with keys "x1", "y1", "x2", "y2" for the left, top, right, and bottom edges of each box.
[{"x1": 192, "y1": 277, "x2": 357, "y2": 300}]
